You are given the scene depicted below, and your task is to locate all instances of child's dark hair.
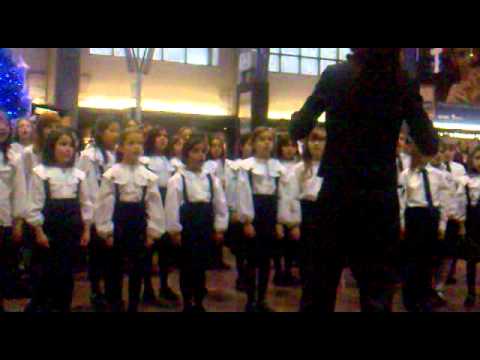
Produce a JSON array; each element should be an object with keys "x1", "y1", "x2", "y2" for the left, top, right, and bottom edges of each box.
[
  {"x1": 240, "y1": 133, "x2": 252, "y2": 148},
  {"x1": 468, "y1": 145, "x2": 480, "y2": 175},
  {"x1": 42, "y1": 128, "x2": 77, "y2": 167},
  {"x1": 0, "y1": 111, "x2": 12, "y2": 163},
  {"x1": 144, "y1": 127, "x2": 169, "y2": 156},
  {"x1": 168, "y1": 134, "x2": 184, "y2": 158},
  {"x1": 276, "y1": 132, "x2": 297, "y2": 159},
  {"x1": 116, "y1": 127, "x2": 144, "y2": 163},
  {"x1": 182, "y1": 133, "x2": 207, "y2": 164},
  {"x1": 208, "y1": 134, "x2": 226, "y2": 160},
  {"x1": 94, "y1": 115, "x2": 120, "y2": 161},
  {"x1": 35, "y1": 112, "x2": 62, "y2": 152}
]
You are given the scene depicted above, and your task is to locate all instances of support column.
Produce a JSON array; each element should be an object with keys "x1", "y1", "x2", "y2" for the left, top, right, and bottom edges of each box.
[{"x1": 54, "y1": 48, "x2": 81, "y2": 128}]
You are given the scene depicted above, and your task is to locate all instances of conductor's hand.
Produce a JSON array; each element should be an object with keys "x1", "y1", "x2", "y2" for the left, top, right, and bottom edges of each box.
[
  {"x1": 213, "y1": 232, "x2": 224, "y2": 245},
  {"x1": 105, "y1": 236, "x2": 114, "y2": 248},
  {"x1": 244, "y1": 223, "x2": 256, "y2": 239},
  {"x1": 275, "y1": 224, "x2": 285, "y2": 240},
  {"x1": 171, "y1": 232, "x2": 182, "y2": 247},
  {"x1": 145, "y1": 235, "x2": 155, "y2": 249}
]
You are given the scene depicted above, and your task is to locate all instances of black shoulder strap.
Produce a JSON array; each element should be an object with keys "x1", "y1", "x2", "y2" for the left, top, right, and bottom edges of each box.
[
  {"x1": 466, "y1": 184, "x2": 472, "y2": 209},
  {"x1": 76, "y1": 179, "x2": 81, "y2": 201},
  {"x1": 275, "y1": 175, "x2": 280, "y2": 198},
  {"x1": 248, "y1": 169, "x2": 254, "y2": 193},
  {"x1": 420, "y1": 168, "x2": 434, "y2": 209},
  {"x1": 181, "y1": 175, "x2": 189, "y2": 204},
  {"x1": 114, "y1": 183, "x2": 120, "y2": 202},
  {"x1": 141, "y1": 186, "x2": 147, "y2": 204},
  {"x1": 43, "y1": 179, "x2": 51, "y2": 201},
  {"x1": 207, "y1": 174, "x2": 214, "y2": 203}
]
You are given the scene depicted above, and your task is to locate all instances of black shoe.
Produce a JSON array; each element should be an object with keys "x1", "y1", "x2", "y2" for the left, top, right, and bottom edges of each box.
[
  {"x1": 109, "y1": 301, "x2": 125, "y2": 313},
  {"x1": 273, "y1": 271, "x2": 285, "y2": 287},
  {"x1": 446, "y1": 277, "x2": 457, "y2": 285},
  {"x1": 193, "y1": 304, "x2": 206, "y2": 312},
  {"x1": 159, "y1": 287, "x2": 180, "y2": 302},
  {"x1": 256, "y1": 301, "x2": 275, "y2": 312},
  {"x1": 465, "y1": 294, "x2": 476, "y2": 308},
  {"x1": 127, "y1": 304, "x2": 139, "y2": 313},
  {"x1": 0, "y1": 306, "x2": 5, "y2": 313}
]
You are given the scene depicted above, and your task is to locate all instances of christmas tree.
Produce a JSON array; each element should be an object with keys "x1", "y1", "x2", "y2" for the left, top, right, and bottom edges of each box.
[{"x1": 0, "y1": 48, "x2": 31, "y2": 122}]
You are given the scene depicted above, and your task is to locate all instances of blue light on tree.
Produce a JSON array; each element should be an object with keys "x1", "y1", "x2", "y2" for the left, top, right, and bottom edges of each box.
[{"x1": 0, "y1": 48, "x2": 31, "y2": 123}]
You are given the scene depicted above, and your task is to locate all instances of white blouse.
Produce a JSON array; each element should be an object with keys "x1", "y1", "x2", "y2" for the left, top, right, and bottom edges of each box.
[
  {"x1": 77, "y1": 146, "x2": 116, "y2": 204},
  {"x1": 278, "y1": 161, "x2": 323, "y2": 226},
  {"x1": 140, "y1": 155, "x2": 174, "y2": 188},
  {"x1": 21, "y1": 145, "x2": 41, "y2": 188},
  {"x1": 236, "y1": 157, "x2": 289, "y2": 224},
  {"x1": 0, "y1": 152, "x2": 27, "y2": 227},
  {"x1": 94, "y1": 163, "x2": 165, "y2": 240},
  {"x1": 224, "y1": 159, "x2": 241, "y2": 212},
  {"x1": 398, "y1": 165, "x2": 453, "y2": 232},
  {"x1": 456, "y1": 175, "x2": 480, "y2": 222},
  {"x1": 25, "y1": 165, "x2": 93, "y2": 227},
  {"x1": 204, "y1": 159, "x2": 226, "y2": 185},
  {"x1": 170, "y1": 157, "x2": 185, "y2": 172},
  {"x1": 164, "y1": 168, "x2": 229, "y2": 234}
]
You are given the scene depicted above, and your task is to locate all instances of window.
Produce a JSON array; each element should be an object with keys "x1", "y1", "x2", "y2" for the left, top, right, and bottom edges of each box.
[
  {"x1": 269, "y1": 48, "x2": 351, "y2": 76},
  {"x1": 89, "y1": 48, "x2": 219, "y2": 66}
]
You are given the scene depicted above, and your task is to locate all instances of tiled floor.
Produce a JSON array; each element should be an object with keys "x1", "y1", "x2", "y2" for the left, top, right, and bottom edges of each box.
[{"x1": 3, "y1": 251, "x2": 478, "y2": 312}]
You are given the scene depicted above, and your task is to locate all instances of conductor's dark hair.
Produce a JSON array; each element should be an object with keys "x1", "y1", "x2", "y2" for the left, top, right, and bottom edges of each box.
[{"x1": 42, "y1": 128, "x2": 77, "y2": 168}]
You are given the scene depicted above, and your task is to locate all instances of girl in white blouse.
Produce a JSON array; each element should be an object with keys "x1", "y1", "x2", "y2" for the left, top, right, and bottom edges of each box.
[
  {"x1": 0, "y1": 113, "x2": 27, "y2": 312},
  {"x1": 10, "y1": 117, "x2": 33, "y2": 158},
  {"x1": 165, "y1": 133, "x2": 228, "y2": 312},
  {"x1": 76, "y1": 115, "x2": 120, "y2": 311},
  {"x1": 141, "y1": 127, "x2": 179, "y2": 304},
  {"x1": 204, "y1": 134, "x2": 231, "y2": 271},
  {"x1": 25, "y1": 128, "x2": 93, "y2": 312},
  {"x1": 456, "y1": 145, "x2": 480, "y2": 307},
  {"x1": 237, "y1": 127, "x2": 289, "y2": 312},
  {"x1": 169, "y1": 135, "x2": 185, "y2": 172},
  {"x1": 273, "y1": 132, "x2": 300, "y2": 287},
  {"x1": 95, "y1": 127, "x2": 165, "y2": 312},
  {"x1": 279, "y1": 127, "x2": 326, "y2": 311}
]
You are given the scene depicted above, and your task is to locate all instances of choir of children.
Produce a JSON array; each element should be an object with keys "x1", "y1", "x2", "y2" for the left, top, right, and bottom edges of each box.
[{"x1": 2, "y1": 111, "x2": 480, "y2": 313}]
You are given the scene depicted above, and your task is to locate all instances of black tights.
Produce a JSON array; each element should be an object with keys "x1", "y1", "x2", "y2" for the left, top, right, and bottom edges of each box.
[
  {"x1": 467, "y1": 260, "x2": 477, "y2": 296},
  {"x1": 245, "y1": 258, "x2": 271, "y2": 304}
]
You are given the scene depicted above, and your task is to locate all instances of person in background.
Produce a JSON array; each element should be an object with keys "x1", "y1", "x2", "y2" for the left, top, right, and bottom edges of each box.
[
  {"x1": 273, "y1": 132, "x2": 300, "y2": 287},
  {"x1": 0, "y1": 112, "x2": 27, "y2": 311},
  {"x1": 25, "y1": 128, "x2": 92, "y2": 312},
  {"x1": 455, "y1": 145, "x2": 480, "y2": 307},
  {"x1": 225, "y1": 133, "x2": 252, "y2": 292},
  {"x1": 237, "y1": 127, "x2": 290, "y2": 312},
  {"x1": 441, "y1": 141, "x2": 467, "y2": 285},
  {"x1": 95, "y1": 127, "x2": 165, "y2": 312},
  {"x1": 169, "y1": 135, "x2": 185, "y2": 172},
  {"x1": 11, "y1": 118, "x2": 34, "y2": 158},
  {"x1": 77, "y1": 115, "x2": 120, "y2": 311},
  {"x1": 141, "y1": 127, "x2": 180, "y2": 304},
  {"x1": 177, "y1": 127, "x2": 193, "y2": 143},
  {"x1": 165, "y1": 133, "x2": 228, "y2": 312},
  {"x1": 204, "y1": 134, "x2": 231, "y2": 271},
  {"x1": 398, "y1": 143, "x2": 449, "y2": 312},
  {"x1": 446, "y1": 48, "x2": 480, "y2": 106}
]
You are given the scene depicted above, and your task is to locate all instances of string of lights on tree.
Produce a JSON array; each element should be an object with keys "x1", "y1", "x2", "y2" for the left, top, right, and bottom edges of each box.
[{"x1": 0, "y1": 48, "x2": 31, "y2": 123}]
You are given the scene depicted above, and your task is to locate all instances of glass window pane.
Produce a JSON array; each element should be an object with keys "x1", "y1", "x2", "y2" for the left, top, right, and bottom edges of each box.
[
  {"x1": 301, "y1": 48, "x2": 319, "y2": 58},
  {"x1": 186, "y1": 48, "x2": 208, "y2": 65},
  {"x1": 113, "y1": 48, "x2": 126, "y2": 57},
  {"x1": 320, "y1": 48, "x2": 338, "y2": 60},
  {"x1": 153, "y1": 48, "x2": 163, "y2": 60},
  {"x1": 90, "y1": 48, "x2": 113, "y2": 56},
  {"x1": 270, "y1": 48, "x2": 280, "y2": 54},
  {"x1": 281, "y1": 55, "x2": 299, "y2": 74},
  {"x1": 281, "y1": 48, "x2": 300, "y2": 56},
  {"x1": 163, "y1": 48, "x2": 186, "y2": 63},
  {"x1": 321, "y1": 59, "x2": 336, "y2": 73},
  {"x1": 301, "y1": 58, "x2": 319, "y2": 76},
  {"x1": 339, "y1": 48, "x2": 352, "y2": 60},
  {"x1": 269, "y1": 54, "x2": 280, "y2": 72},
  {"x1": 211, "y1": 48, "x2": 219, "y2": 66}
]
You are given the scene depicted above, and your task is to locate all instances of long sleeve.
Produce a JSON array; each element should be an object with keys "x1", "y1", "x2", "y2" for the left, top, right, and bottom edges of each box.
[
  {"x1": 79, "y1": 178, "x2": 94, "y2": 225},
  {"x1": 11, "y1": 158, "x2": 27, "y2": 220},
  {"x1": 77, "y1": 154, "x2": 99, "y2": 205},
  {"x1": 165, "y1": 176, "x2": 183, "y2": 234},
  {"x1": 225, "y1": 165, "x2": 239, "y2": 213},
  {"x1": 145, "y1": 181, "x2": 165, "y2": 238},
  {"x1": 25, "y1": 171, "x2": 46, "y2": 227},
  {"x1": 398, "y1": 171, "x2": 406, "y2": 231},
  {"x1": 237, "y1": 170, "x2": 255, "y2": 223},
  {"x1": 289, "y1": 67, "x2": 330, "y2": 142},
  {"x1": 277, "y1": 173, "x2": 300, "y2": 226},
  {"x1": 94, "y1": 176, "x2": 115, "y2": 239},
  {"x1": 403, "y1": 80, "x2": 439, "y2": 157},
  {"x1": 212, "y1": 176, "x2": 229, "y2": 232},
  {"x1": 438, "y1": 173, "x2": 452, "y2": 234},
  {"x1": 455, "y1": 177, "x2": 469, "y2": 222}
]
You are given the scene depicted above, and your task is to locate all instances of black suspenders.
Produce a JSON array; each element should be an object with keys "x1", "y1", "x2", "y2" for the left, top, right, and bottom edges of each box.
[
  {"x1": 248, "y1": 169, "x2": 280, "y2": 197},
  {"x1": 114, "y1": 183, "x2": 147, "y2": 204},
  {"x1": 181, "y1": 174, "x2": 214, "y2": 204},
  {"x1": 43, "y1": 177, "x2": 81, "y2": 202},
  {"x1": 420, "y1": 168, "x2": 434, "y2": 209}
]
